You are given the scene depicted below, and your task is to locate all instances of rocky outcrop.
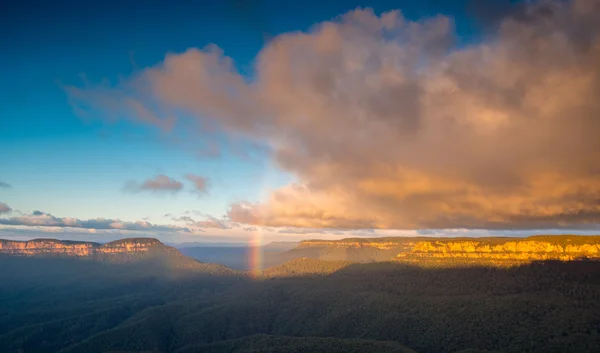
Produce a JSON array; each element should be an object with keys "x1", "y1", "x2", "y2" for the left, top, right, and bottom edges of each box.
[{"x1": 0, "y1": 237, "x2": 165, "y2": 259}]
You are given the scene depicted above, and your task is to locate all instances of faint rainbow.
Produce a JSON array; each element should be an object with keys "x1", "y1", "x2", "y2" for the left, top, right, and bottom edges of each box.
[
  {"x1": 249, "y1": 229, "x2": 263, "y2": 278},
  {"x1": 248, "y1": 159, "x2": 276, "y2": 277}
]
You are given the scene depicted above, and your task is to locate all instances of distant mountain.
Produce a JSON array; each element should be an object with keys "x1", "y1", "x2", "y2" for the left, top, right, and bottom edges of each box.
[
  {"x1": 171, "y1": 241, "x2": 248, "y2": 248},
  {"x1": 178, "y1": 241, "x2": 299, "y2": 270},
  {"x1": 262, "y1": 241, "x2": 299, "y2": 252},
  {"x1": 179, "y1": 246, "x2": 252, "y2": 270}
]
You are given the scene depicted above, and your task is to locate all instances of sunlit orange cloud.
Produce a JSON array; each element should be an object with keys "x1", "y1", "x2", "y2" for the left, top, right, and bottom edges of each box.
[{"x1": 67, "y1": 0, "x2": 600, "y2": 230}]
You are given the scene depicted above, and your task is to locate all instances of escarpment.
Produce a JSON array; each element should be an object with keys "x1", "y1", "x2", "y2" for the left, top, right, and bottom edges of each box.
[
  {"x1": 296, "y1": 236, "x2": 600, "y2": 266},
  {"x1": 299, "y1": 240, "x2": 402, "y2": 250},
  {"x1": 0, "y1": 237, "x2": 169, "y2": 260},
  {"x1": 397, "y1": 237, "x2": 600, "y2": 265}
]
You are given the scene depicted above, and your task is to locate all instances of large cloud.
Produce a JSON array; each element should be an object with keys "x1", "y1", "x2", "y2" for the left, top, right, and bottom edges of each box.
[
  {"x1": 0, "y1": 211, "x2": 189, "y2": 232},
  {"x1": 68, "y1": 0, "x2": 600, "y2": 230}
]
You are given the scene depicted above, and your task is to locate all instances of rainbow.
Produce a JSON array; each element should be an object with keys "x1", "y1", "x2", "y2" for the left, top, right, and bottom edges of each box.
[
  {"x1": 247, "y1": 159, "x2": 278, "y2": 277},
  {"x1": 248, "y1": 229, "x2": 264, "y2": 278}
]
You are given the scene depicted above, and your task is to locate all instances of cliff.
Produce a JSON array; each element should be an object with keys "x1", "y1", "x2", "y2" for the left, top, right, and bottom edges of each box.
[
  {"x1": 296, "y1": 235, "x2": 600, "y2": 266},
  {"x1": 0, "y1": 237, "x2": 169, "y2": 260},
  {"x1": 0, "y1": 237, "x2": 237, "y2": 275},
  {"x1": 299, "y1": 240, "x2": 403, "y2": 250},
  {"x1": 396, "y1": 236, "x2": 600, "y2": 266}
]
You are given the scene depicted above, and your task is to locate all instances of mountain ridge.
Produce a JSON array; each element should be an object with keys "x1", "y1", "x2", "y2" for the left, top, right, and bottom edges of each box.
[
  {"x1": 0, "y1": 237, "x2": 166, "y2": 257},
  {"x1": 290, "y1": 235, "x2": 600, "y2": 267},
  {"x1": 4, "y1": 235, "x2": 600, "y2": 274}
]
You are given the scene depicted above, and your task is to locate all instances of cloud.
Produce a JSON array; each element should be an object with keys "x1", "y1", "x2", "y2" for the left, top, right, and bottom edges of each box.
[
  {"x1": 185, "y1": 174, "x2": 209, "y2": 194},
  {"x1": 173, "y1": 213, "x2": 231, "y2": 230},
  {"x1": 193, "y1": 215, "x2": 231, "y2": 229},
  {"x1": 67, "y1": 0, "x2": 600, "y2": 230},
  {"x1": 0, "y1": 210, "x2": 189, "y2": 232},
  {"x1": 0, "y1": 181, "x2": 11, "y2": 189},
  {"x1": 125, "y1": 174, "x2": 183, "y2": 194},
  {"x1": 0, "y1": 202, "x2": 12, "y2": 215}
]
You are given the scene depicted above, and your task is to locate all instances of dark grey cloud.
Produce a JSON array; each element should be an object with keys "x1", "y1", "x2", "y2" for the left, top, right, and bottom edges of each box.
[
  {"x1": 0, "y1": 181, "x2": 11, "y2": 189},
  {"x1": 125, "y1": 174, "x2": 183, "y2": 194},
  {"x1": 0, "y1": 211, "x2": 189, "y2": 232}
]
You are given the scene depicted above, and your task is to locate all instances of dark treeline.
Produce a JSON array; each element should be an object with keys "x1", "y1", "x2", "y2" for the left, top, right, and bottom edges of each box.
[{"x1": 1, "y1": 256, "x2": 599, "y2": 353}]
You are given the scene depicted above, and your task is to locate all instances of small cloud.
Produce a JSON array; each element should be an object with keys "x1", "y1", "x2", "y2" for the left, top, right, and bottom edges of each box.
[
  {"x1": 0, "y1": 181, "x2": 11, "y2": 189},
  {"x1": 178, "y1": 214, "x2": 231, "y2": 230},
  {"x1": 125, "y1": 174, "x2": 183, "y2": 194},
  {"x1": 176, "y1": 216, "x2": 196, "y2": 223},
  {"x1": 185, "y1": 174, "x2": 209, "y2": 195},
  {"x1": 0, "y1": 202, "x2": 12, "y2": 215},
  {"x1": 195, "y1": 216, "x2": 230, "y2": 229}
]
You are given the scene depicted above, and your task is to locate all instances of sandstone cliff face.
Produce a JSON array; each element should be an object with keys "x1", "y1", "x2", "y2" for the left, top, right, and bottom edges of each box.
[
  {"x1": 299, "y1": 241, "x2": 401, "y2": 250},
  {"x1": 398, "y1": 237, "x2": 600, "y2": 264},
  {"x1": 298, "y1": 236, "x2": 600, "y2": 265},
  {"x1": 0, "y1": 238, "x2": 164, "y2": 258}
]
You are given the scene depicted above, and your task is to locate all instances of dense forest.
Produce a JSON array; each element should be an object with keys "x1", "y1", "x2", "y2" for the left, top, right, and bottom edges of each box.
[{"x1": 1, "y1": 244, "x2": 600, "y2": 353}]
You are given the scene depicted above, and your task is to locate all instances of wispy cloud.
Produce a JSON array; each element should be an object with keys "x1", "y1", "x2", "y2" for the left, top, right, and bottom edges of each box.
[
  {"x1": 175, "y1": 214, "x2": 231, "y2": 230},
  {"x1": 67, "y1": 0, "x2": 600, "y2": 230},
  {"x1": 0, "y1": 210, "x2": 189, "y2": 232},
  {"x1": 0, "y1": 202, "x2": 12, "y2": 215},
  {"x1": 0, "y1": 181, "x2": 11, "y2": 189},
  {"x1": 193, "y1": 215, "x2": 230, "y2": 229},
  {"x1": 125, "y1": 174, "x2": 183, "y2": 194}
]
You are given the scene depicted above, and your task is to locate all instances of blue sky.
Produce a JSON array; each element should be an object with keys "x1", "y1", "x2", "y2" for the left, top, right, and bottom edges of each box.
[{"x1": 3, "y1": 0, "x2": 598, "y2": 242}]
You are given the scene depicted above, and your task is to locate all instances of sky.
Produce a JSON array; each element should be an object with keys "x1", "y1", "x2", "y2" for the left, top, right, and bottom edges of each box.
[{"x1": 1, "y1": 0, "x2": 599, "y2": 244}]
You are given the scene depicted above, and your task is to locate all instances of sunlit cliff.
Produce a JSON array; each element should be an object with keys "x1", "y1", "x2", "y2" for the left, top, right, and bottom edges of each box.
[
  {"x1": 297, "y1": 236, "x2": 600, "y2": 266},
  {"x1": 397, "y1": 237, "x2": 600, "y2": 266}
]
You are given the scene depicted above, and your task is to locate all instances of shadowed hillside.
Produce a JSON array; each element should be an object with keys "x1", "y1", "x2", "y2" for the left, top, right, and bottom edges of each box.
[{"x1": 1, "y1": 237, "x2": 600, "y2": 353}]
